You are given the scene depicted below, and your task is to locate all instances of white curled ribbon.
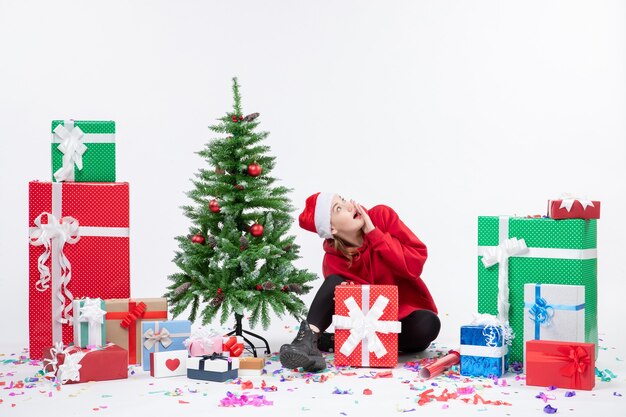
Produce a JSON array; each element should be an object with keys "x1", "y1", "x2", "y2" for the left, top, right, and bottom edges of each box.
[
  {"x1": 558, "y1": 193, "x2": 595, "y2": 212},
  {"x1": 43, "y1": 342, "x2": 86, "y2": 384},
  {"x1": 470, "y1": 313, "x2": 514, "y2": 347},
  {"x1": 53, "y1": 121, "x2": 87, "y2": 182},
  {"x1": 332, "y1": 295, "x2": 402, "y2": 359},
  {"x1": 78, "y1": 298, "x2": 106, "y2": 346},
  {"x1": 143, "y1": 328, "x2": 173, "y2": 350},
  {"x1": 480, "y1": 237, "x2": 528, "y2": 325},
  {"x1": 29, "y1": 212, "x2": 80, "y2": 324}
]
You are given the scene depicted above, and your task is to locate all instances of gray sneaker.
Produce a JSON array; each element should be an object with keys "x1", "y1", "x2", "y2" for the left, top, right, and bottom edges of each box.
[{"x1": 279, "y1": 320, "x2": 326, "y2": 372}]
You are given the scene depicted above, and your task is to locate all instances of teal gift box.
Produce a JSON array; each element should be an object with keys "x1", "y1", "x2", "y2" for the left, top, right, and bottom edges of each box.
[
  {"x1": 141, "y1": 320, "x2": 191, "y2": 371},
  {"x1": 72, "y1": 298, "x2": 107, "y2": 348},
  {"x1": 477, "y1": 216, "x2": 597, "y2": 364},
  {"x1": 51, "y1": 120, "x2": 116, "y2": 182}
]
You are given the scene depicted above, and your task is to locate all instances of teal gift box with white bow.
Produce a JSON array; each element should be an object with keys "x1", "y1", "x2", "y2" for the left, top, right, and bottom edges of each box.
[
  {"x1": 141, "y1": 320, "x2": 191, "y2": 371},
  {"x1": 523, "y1": 283, "x2": 585, "y2": 358},
  {"x1": 51, "y1": 120, "x2": 116, "y2": 182},
  {"x1": 72, "y1": 298, "x2": 107, "y2": 348}
]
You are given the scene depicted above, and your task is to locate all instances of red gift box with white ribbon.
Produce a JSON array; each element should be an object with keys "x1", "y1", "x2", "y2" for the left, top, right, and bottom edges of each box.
[
  {"x1": 333, "y1": 285, "x2": 401, "y2": 368},
  {"x1": 548, "y1": 195, "x2": 600, "y2": 220},
  {"x1": 525, "y1": 339, "x2": 595, "y2": 390},
  {"x1": 28, "y1": 181, "x2": 130, "y2": 359}
]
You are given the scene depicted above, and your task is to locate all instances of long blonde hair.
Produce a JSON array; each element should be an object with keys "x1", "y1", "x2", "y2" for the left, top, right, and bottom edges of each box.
[{"x1": 330, "y1": 235, "x2": 361, "y2": 267}]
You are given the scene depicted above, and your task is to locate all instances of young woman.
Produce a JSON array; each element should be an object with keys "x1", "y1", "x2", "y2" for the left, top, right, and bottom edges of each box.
[{"x1": 279, "y1": 192, "x2": 441, "y2": 372}]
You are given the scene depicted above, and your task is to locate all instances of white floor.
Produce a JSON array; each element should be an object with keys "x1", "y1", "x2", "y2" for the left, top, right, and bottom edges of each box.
[{"x1": 1, "y1": 325, "x2": 624, "y2": 417}]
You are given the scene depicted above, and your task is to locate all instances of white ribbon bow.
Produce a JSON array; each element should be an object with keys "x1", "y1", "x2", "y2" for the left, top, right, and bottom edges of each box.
[
  {"x1": 78, "y1": 298, "x2": 106, "y2": 345},
  {"x1": 333, "y1": 295, "x2": 402, "y2": 359},
  {"x1": 43, "y1": 342, "x2": 86, "y2": 384},
  {"x1": 143, "y1": 328, "x2": 173, "y2": 350},
  {"x1": 53, "y1": 121, "x2": 87, "y2": 182},
  {"x1": 558, "y1": 193, "x2": 595, "y2": 212},
  {"x1": 29, "y1": 212, "x2": 80, "y2": 324},
  {"x1": 481, "y1": 237, "x2": 528, "y2": 325}
]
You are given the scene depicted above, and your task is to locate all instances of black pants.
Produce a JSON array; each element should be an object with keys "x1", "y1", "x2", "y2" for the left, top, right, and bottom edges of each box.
[{"x1": 306, "y1": 275, "x2": 441, "y2": 353}]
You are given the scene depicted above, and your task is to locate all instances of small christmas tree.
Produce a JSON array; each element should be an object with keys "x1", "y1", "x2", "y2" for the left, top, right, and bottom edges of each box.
[{"x1": 165, "y1": 77, "x2": 317, "y2": 330}]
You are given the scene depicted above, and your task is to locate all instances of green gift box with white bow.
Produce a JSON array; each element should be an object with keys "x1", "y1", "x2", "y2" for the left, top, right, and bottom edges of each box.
[
  {"x1": 51, "y1": 120, "x2": 116, "y2": 182},
  {"x1": 477, "y1": 216, "x2": 597, "y2": 364}
]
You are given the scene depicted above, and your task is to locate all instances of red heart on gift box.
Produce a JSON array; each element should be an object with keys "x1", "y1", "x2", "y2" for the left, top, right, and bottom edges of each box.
[{"x1": 165, "y1": 358, "x2": 180, "y2": 371}]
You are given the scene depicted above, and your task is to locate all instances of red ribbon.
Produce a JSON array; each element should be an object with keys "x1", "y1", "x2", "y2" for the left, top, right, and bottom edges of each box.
[
  {"x1": 527, "y1": 345, "x2": 591, "y2": 389},
  {"x1": 223, "y1": 336, "x2": 244, "y2": 357},
  {"x1": 120, "y1": 302, "x2": 147, "y2": 329}
]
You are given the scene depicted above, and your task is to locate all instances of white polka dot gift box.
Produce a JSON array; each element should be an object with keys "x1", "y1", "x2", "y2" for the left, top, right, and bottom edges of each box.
[
  {"x1": 332, "y1": 285, "x2": 401, "y2": 368},
  {"x1": 477, "y1": 216, "x2": 597, "y2": 364},
  {"x1": 51, "y1": 120, "x2": 116, "y2": 183},
  {"x1": 523, "y1": 283, "x2": 585, "y2": 355},
  {"x1": 28, "y1": 181, "x2": 131, "y2": 360}
]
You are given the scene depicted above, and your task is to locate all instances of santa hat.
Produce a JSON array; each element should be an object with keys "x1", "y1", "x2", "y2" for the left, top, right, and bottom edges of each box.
[{"x1": 299, "y1": 192, "x2": 336, "y2": 239}]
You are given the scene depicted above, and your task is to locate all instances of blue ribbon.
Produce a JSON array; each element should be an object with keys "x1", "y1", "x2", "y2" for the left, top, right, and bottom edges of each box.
[{"x1": 525, "y1": 284, "x2": 585, "y2": 339}]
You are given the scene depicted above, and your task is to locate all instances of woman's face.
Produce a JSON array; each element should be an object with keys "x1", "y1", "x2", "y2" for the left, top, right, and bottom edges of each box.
[{"x1": 330, "y1": 194, "x2": 364, "y2": 236}]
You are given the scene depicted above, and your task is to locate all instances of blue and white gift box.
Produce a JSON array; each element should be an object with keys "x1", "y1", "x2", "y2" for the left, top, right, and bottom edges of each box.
[
  {"x1": 460, "y1": 324, "x2": 509, "y2": 377},
  {"x1": 72, "y1": 298, "x2": 107, "y2": 348},
  {"x1": 141, "y1": 320, "x2": 191, "y2": 371},
  {"x1": 523, "y1": 283, "x2": 585, "y2": 348},
  {"x1": 187, "y1": 354, "x2": 239, "y2": 382}
]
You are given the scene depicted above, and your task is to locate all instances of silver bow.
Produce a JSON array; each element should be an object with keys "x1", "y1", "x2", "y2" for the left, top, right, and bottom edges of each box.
[{"x1": 143, "y1": 328, "x2": 173, "y2": 350}]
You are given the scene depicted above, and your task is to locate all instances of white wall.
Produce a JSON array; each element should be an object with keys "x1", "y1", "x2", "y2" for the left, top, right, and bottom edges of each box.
[{"x1": 1, "y1": 0, "x2": 624, "y2": 351}]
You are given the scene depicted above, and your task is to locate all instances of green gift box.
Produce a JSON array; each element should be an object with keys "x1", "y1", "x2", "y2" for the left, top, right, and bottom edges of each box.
[
  {"x1": 477, "y1": 216, "x2": 597, "y2": 364},
  {"x1": 51, "y1": 120, "x2": 116, "y2": 182}
]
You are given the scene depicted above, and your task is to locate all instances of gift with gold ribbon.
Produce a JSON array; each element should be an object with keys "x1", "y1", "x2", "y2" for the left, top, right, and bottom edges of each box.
[
  {"x1": 526, "y1": 340, "x2": 595, "y2": 390},
  {"x1": 51, "y1": 119, "x2": 116, "y2": 182},
  {"x1": 333, "y1": 285, "x2": 401, "y2": 368},
  {"x1": 141, "y1": 320, "x2": 191, "y2": 371},
  {"x1": 477, "y1": 215, "x2": 598, "y2": 363},
  {"x1": 28, "y1": 181, "x2": 130, "y2": 359},
  {"x1": 104, "y1": 298, "x2": 168, "y2": 365}
]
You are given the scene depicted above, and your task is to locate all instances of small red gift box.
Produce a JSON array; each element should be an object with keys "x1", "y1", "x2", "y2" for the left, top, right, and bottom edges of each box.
[
  {"x1": 43, "y1": 343, "x2": 128, "y2": 384},
  {"x1": 526, "y1": 340, "x2": 595, "y2": 390},
  {"x1": 548, "y1": 197, "x2": 600, "y2": 220},
  {"x1": 333, "y1": 285, "x2": 401, "y2": 368},
  {"x1": 28, "y1": 181, "x2": 131, "y2": 359}
]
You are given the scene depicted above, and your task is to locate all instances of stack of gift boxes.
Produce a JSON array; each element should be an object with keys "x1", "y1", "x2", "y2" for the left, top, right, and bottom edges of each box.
[
  {"x1": 30, "y1": 120, "x2": 264, "y2": 384},
  {"x1": 324, "y1": 196, "x2": 600, "y2": 392},
  {"x1": 458, "y1": 196, "x2": 600, "y2": 391}
]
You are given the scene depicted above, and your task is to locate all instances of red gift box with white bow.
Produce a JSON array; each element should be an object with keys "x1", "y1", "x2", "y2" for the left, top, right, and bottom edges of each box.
[
  {"x1": 333, "y1": 285, "x2": 401, "y2": 368},
  {"x1": 525, "y1": 340, "x2": 595, "y2": 390},
  {"x1": 28, "y1": 181, "x2": 130, "y2": 360},
  {"x1": 42, "y1": 343, "x2": 128, "y2": 384},
  {"x1": 548, "y1": 196, "x2": 600, "y2": 220}
]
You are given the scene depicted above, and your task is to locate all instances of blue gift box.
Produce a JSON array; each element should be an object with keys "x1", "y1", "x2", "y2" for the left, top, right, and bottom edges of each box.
[
  {"x1": 141, "y1": 320, "x2": 191, "y2": 371},
  {"x1": 187, "y1": 354, "x2": 239, "y2": 382},
  {"x1": 460, "y1": 324, "x2": 509, "y2": 377}
]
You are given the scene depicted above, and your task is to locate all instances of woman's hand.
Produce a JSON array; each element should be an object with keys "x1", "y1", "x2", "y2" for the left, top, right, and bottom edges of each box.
[{"x1": 353, "y1": 201, "x2": 375, "y2": 234}]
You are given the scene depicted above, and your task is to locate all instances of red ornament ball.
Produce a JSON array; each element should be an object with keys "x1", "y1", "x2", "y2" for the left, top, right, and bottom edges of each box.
[
  {"x1": 255, "y1": 284, "x2": 263, "y2": 291},
  {"x1": 247, "y1": 162, "x2": 262, "y2": 177},
  {"x1": 250, "y1": 223, "x2": 264, "y2": 237},
  {"x1": 209, "y1": 199, "x2": 220, "y2": 213},
  {"x1": 234, "y1": 184, "x2": 244, "y2": 190},
  {"x1": 231, "y1": 115, "x2": 238, "y2": 122},
  {"x1": 281, "y1": 285, "x2": 289, "y2": 292},
  {"x1": 191, "y1": 234, "x2": 205, "y2": 245}
]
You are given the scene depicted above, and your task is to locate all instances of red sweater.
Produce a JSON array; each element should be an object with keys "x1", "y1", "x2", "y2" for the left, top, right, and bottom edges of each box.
[{"x1": 322, "y1": 205, "x2": 438, "y2": 319}]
